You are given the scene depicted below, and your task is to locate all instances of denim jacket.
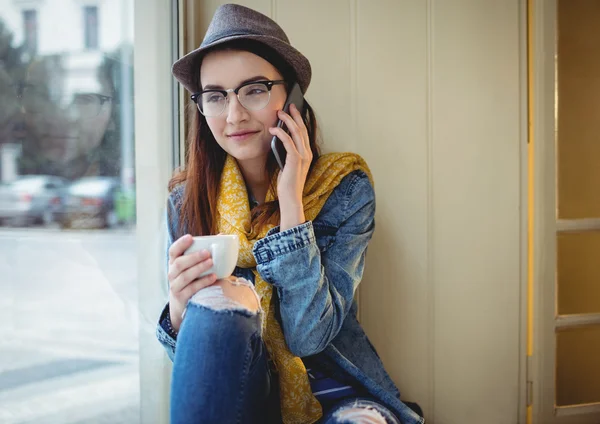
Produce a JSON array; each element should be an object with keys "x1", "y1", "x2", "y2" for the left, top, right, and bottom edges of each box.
[{"x1": 156, "y1": 170, "x2": 424, "y2": 424}]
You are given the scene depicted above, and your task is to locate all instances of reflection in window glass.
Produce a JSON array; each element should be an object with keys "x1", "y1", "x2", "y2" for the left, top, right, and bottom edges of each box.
[
  {"x1": 0, "y1": 0, "x2": 138, "y2": 422},
  {"x1": 84, "y1": 6, "x2": 99, "y2": 51},
  {"x1": 22, "y1": 9, "x2": 37, "y2": 55}
]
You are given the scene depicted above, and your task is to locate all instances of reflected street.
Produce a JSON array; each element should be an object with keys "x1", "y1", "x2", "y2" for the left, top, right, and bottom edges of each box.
[{"x1": 0, "y1": 227, "x2": 140, "y2": 424}]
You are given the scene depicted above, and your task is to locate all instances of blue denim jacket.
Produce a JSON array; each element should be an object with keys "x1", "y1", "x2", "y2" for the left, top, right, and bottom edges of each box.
[{"x1": 156, "y1": 170, "x2": 424, "y2": 424}]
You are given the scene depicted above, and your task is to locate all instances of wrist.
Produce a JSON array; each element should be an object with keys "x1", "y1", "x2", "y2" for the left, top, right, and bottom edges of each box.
[
  {"x1": 169, "y1": 310, "x2": 182, "y2": 334},
  {"x1": 279, "y1": 202, "x2": 304, "y2": 230}
]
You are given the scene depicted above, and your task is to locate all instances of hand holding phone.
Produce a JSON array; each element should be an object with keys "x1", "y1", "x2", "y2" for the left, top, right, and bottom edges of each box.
[{"x1": 270, "y1": 82, "x2": 305, "y2": 169}]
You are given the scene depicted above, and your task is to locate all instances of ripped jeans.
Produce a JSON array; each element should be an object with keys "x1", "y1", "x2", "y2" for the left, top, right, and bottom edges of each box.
[{"x1": 170, "y1": 278, "x2": 401, "y2": 424}]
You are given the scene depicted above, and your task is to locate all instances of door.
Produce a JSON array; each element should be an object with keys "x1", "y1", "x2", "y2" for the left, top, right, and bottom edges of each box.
[{"x1": 533, "y1": 0, "x2": 600, "y2": 423}]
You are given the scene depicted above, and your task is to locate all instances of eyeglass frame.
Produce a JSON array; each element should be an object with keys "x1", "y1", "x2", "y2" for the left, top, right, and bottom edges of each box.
[
  {"x1": 190, "y1": 79, "x2": 286, "y2": 117},
  {"x1": 15, "y1": 84, "x2": 113, "y2": 119}
]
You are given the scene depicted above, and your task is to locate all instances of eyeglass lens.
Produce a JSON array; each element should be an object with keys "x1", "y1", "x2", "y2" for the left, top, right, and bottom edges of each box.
[{"x1": 200, "y1": 82, "x2": 271, "y2": 117}]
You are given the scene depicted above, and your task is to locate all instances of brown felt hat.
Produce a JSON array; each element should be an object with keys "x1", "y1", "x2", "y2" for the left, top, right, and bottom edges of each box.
[{"x1": 171, "y1": 3, "x2": 312, "y2": 94}]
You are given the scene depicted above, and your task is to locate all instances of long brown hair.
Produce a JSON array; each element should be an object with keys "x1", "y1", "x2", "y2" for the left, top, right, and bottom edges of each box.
[{"x1": 168, "y1": 42, "x2": 321, "y2": 238}]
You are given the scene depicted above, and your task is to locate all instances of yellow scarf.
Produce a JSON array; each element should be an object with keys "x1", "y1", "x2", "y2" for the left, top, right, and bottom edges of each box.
[{"x1": 216, "y1": 152, "x2": 373, "y2": 424}]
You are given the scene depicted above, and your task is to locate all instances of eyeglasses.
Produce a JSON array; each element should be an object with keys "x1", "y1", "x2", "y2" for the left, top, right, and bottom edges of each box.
[
  {"x1": 18, "y1": 86, "x2": 112, "y2": 119},
  {"x1": 191, "y1": 80, "x2": 286, "y2": 117}
]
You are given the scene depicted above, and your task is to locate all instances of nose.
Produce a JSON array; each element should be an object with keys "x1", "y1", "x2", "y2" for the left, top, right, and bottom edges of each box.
[
  {"x1": 225, "y1": 93, "x2": 249, "y2": 125},
  {"x1": 65, "y1": 104, "x2": 81, "y2": 123}
]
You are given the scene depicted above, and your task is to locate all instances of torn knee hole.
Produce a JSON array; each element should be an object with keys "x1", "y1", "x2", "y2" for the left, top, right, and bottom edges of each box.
[
  {"x1": 334, "y1": 407, "x2": 389, "y2": 424},
  {"x1": 189, "y1": 277, "x2": 261, "y2": 313}
]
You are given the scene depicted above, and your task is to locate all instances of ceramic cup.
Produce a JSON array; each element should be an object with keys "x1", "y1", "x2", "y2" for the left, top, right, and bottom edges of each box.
[{"x1": 184, "y1": 234, "x2": 239, "y2": 279}]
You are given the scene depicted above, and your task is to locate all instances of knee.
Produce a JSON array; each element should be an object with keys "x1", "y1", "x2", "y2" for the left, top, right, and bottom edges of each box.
[
  {"x1": 189, "y1": 277, "x2": 261, "y2": 314},
  {"x1": 214, "y1": 277, "x2": 261, "y2": 312},
  {"x1": 333, "y1": 407, "x2": 389, "y2": 424}
]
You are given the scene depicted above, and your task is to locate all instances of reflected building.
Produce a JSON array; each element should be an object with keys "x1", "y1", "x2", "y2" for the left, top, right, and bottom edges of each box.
[{"x1": 0, "y1": 0, "x2": 134, "y2": 191}]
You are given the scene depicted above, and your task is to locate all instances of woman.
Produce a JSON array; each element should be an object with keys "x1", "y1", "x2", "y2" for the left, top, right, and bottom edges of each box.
[{"x1": 156, "y1": 4, "x2": 424, "y2": 424}]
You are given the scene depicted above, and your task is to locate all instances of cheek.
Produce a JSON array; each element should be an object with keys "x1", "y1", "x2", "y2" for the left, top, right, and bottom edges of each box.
[
  {"x1": 206, "y1": 117, "x2": 224, "y2": 139},
  {"x1": 81, "y1": 111, "x2": 110, "y2": 138},
  {"x1": 256, "y1": 109, "x2": 280, "y2": 129},
  {"x1": 94, "y1": 111, "x2": 112, "y2": 133},
  {"x1": 262, "y1": 92, "x2": 286, "y2": 128},
  {"x1": 27, "y1": 110, "x2": 62, "y2": 134}
]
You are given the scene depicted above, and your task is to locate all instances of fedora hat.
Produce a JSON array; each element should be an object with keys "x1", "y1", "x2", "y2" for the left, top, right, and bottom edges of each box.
[{"x1": 172, "y1": 4, "x2": 312, "y2": 94}]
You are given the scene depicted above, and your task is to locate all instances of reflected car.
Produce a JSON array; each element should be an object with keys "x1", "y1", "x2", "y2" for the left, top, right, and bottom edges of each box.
[
  {"x1": 0, "y1": 175, "x2": 67, "y2": 226},
  {"x1": 58, "y1": 177, "x2": 121, "y2": 229}
]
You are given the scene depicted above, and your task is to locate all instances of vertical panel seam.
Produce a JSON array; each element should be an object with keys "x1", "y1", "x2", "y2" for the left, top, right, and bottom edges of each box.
[
  {"x1": 271, "y1": 0, "x2": 277, "y2": 20},
  {"x1": 351, "y1": 0, "x2": 360, "y2": 318},
  {"x1": 426, "y1": 0, "x2": 435, "y2": 421},
  {"x1": 351, "y1": 0, "x2": 358, "y2": 152},
  {"x1": 522, "y1": 1, "x2": 533, "y2": 423}
]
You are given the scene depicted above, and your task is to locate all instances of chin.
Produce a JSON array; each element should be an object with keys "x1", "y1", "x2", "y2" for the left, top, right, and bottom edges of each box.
[
  {"x1": 224, "y1": 144, "x2": 270, "y2": 162},
  {"x1": 229, "y1": 149, "x2": 269, "y2": 164}
]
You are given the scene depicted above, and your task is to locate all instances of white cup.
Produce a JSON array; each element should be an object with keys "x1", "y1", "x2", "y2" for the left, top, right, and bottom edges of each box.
[{"x1": 184, "y1": 234, "x2": 239, "y2": 279}]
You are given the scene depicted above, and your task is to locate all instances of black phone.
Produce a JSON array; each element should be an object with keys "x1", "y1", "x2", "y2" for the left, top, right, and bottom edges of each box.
[{"x1": 271, "y1": 82, "x2": 305, "y2": 169}]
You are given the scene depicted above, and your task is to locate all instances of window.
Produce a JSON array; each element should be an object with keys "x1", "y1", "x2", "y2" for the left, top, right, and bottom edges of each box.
[
  {"x1": 0, "y1": 1, "x2": 139, "y2": 421},
  {"x1": 22, "y1": 9, "x2": 37, "y2": 54},
  {"x1": 83, "y1": 6, "x2": 99, "y2": 50}
]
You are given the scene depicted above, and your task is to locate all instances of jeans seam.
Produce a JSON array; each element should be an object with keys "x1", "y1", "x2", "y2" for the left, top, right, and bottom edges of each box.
[{"x1": 236, "y1": 332, "x2": 258, "y2": 424}]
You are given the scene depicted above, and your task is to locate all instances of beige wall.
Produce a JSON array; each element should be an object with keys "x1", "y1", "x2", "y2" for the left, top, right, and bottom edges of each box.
[{"x1": 189, "y1": 1, "x2": 525, "y2": 423}]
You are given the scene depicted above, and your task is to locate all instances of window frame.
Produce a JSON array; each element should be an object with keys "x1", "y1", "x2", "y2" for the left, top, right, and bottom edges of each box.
[{"x1": 133, "y1": 0, "x2": 179, "y2": 422}]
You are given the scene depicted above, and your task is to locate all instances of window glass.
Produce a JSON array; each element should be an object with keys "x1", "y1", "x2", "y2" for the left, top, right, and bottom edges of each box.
[
  {"x1": 0, "y1": 0, "x2": 139, "y2": 421},
  {"x1": 556, "y1": 325, "x2": 600, "y2": 406},
  {"x1": 22, "y1": 9, "x2": 37, "y2": 54},
  {"x1": 556, "y1": 0, "x2": 600, "y2": 219},
  {"x1": 84, "y1": 6, "x2": 99, "y2": 50}
]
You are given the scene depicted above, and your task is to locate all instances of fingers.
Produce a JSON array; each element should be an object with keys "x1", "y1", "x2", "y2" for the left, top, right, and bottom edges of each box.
[
  {"x1": 170, "y1": 256, "x2": 215, "y2": 293},
  {"x1": 273, "y1": 105, "x2": 309, "y2": 155},
  {"x1": 178, "y1": 274, "x2": 218, "y2": 301},
  {"x1": 167, "y1": 249, "x2": 211, "y2": 283},
  {"x1": 168, "y1": 234, "x2": 194, "y2": 265},
  {"x1": 289, "y1": 103, "x2": 309, "y2": 142},
  {"x1": 269, "y1": 126, "x2": 299, "y2": 159},
  {"x1": 169, "y1": 272, "x2": 218, "y2": 322}
]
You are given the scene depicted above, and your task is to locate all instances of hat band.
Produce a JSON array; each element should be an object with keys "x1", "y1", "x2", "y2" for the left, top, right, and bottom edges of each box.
[{"x1": 202, "y1": 29, "x2": 287, "y2": 47}]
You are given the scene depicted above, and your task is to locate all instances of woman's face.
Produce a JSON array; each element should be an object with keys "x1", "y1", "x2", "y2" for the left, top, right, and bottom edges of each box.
[
  {"x1": 200, "y1": 50, "x2": 287, "y2": 167},
  {"x1": 23, "y1": 59, "x2": 114, "y2": 164}
]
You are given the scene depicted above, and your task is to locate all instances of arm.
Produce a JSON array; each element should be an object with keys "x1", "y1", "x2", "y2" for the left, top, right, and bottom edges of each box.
[
  {"x1": 253, "y1": 172, "x2": 375, "y2": 357},
  {"x1": 155, "y1": 186, "x2": 216, "y2": 360},
  {"x1": 155, "y1": 190, "x2": 181, "y2": 362},
  {"x1": 156, "y1": 303, "x2": 177, "y2": 361}
]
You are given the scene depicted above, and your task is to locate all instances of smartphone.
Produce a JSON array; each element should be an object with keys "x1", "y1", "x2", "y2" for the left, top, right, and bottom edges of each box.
[{"x1": 271, "y1": 82, "x2": 305, "y2": 169}]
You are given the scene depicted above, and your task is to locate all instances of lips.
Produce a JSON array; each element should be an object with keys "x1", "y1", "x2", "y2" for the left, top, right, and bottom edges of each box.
[
  {"x1": 226, "y1": 130, "x2": 260, "y2": 142},
  {"x1": 227, "y1": 130, "x2": 259, "y2": 137}
]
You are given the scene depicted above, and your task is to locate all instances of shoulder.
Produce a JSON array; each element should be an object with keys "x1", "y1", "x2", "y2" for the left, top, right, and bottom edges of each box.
[
  {"x1": 167, "y1": 183, "x2": 186, "y2": 211},
  {"x1": 313, "y1": 152, "x2": 374, "y2": 208},
  {"x1": 317, "y1": 169, "x2": 375, "y2": 227},
  {"x1": 166, "y1": 183, "x2": 186, "y2": 239},
  {"x1": 336, "y1": 169, "x2": 374, "y2": 202}
]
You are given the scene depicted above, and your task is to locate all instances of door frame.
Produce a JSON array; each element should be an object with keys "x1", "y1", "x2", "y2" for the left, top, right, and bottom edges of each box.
[
  {"x1": 530, "y1": 0, "x2": 556, "y2": 421},
  {"x1": 531, "y1": 0, "x2": 600, "y2": 423}
]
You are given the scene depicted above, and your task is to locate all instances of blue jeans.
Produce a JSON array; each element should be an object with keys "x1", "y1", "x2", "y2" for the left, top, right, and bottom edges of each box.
[{"x1": 170, "y1": 297, "x2": 401, "y2": 424}]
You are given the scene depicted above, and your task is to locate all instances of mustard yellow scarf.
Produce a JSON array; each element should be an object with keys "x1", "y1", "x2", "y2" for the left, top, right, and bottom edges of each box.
[{"x1": 216, "y1": 152, "x2": 373, "y2": 424}]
